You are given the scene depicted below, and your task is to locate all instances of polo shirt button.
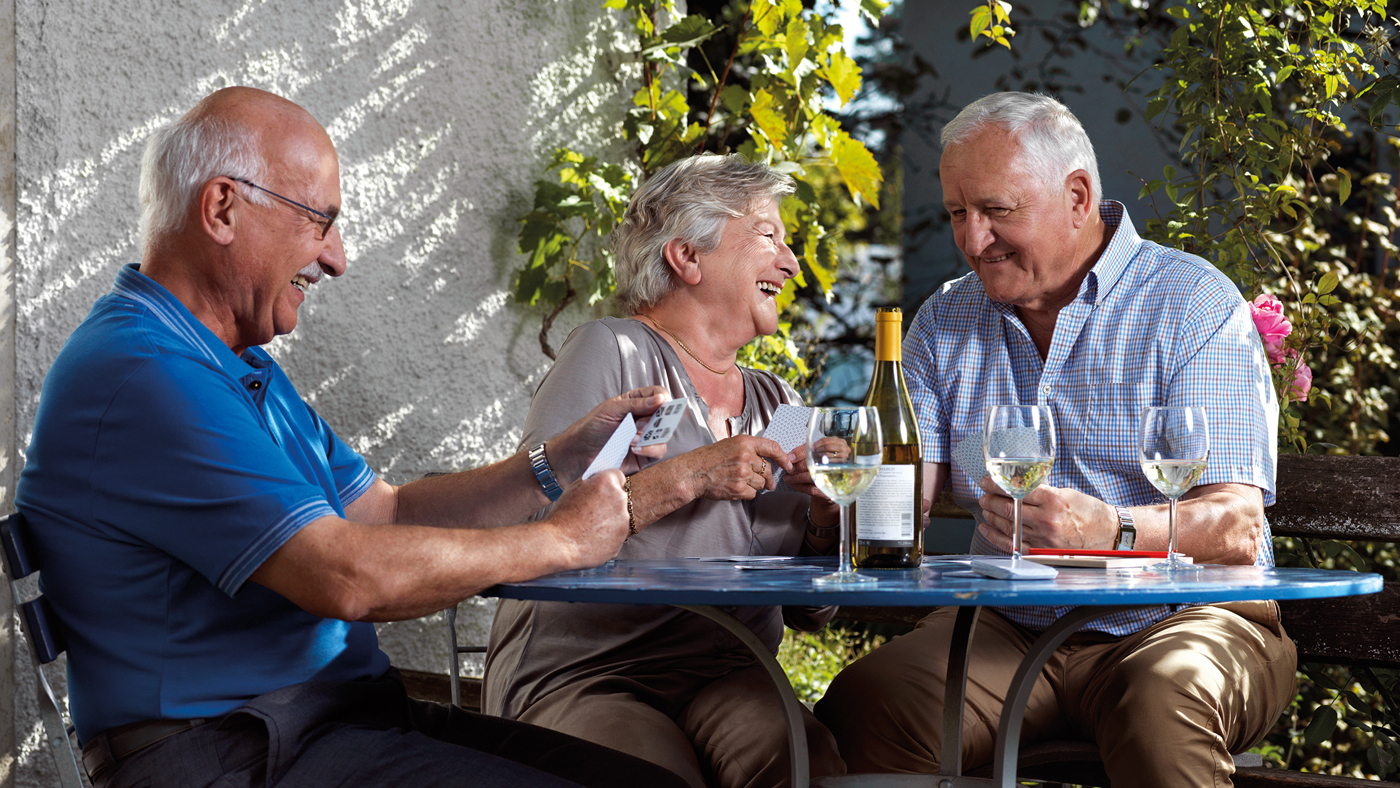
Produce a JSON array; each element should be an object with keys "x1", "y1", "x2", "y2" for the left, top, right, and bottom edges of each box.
[{"x1": 249, "y1": 381, "x2": 262, "y2": 390}]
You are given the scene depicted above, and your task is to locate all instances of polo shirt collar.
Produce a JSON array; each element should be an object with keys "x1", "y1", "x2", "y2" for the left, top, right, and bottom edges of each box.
[{"x1": 110, "y1": 263, "x2": 260, "y2": 375}]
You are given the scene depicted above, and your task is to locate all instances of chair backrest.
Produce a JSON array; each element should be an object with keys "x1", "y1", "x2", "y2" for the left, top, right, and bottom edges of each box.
[{"x1": 2, "y1": 512, "x2": 85, "y2": 788}]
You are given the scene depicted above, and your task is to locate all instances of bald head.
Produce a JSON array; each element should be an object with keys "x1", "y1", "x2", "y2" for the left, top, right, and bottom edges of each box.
[{"x1": 138, "y1": 87, "x2": 335, "y2": 254}]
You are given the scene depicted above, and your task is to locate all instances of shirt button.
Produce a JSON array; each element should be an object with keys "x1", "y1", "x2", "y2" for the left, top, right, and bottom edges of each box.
[{"x1": 249, "y1": 381, "x2": 262, "y2": 390}]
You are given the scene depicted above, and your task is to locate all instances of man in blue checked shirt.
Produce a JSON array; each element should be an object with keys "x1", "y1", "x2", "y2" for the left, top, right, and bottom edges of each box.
[
  {"x1": 815, "y1": 92, "x2": 1296, "y2": 787},
  {"x1": 16, "y1": 87, "x2": 688, "y2": 788}
]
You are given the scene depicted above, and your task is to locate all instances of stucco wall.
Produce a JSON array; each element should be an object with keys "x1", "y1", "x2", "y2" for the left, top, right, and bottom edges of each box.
[{"x1": 6, "y1": 1, "x2": 635, "y2": 784}]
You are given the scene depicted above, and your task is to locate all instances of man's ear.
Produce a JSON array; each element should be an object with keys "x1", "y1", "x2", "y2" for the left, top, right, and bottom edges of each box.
[
  {"x1": 662, "y1": 238, "x2": 703, "y2": 286},
  {"x1": 198, "y1": 178, "x2": 239, "y2": 246},
  {"x1": 1066, "y1": 169, "x2": 1095, "y2": 228}
]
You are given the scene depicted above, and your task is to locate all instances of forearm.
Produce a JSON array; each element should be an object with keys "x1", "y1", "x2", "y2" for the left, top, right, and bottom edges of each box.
[
  {"x1": 393, "y1": 450, "x2": 550, "y2": 529},
  {"x1": 625, "y1": 458, "x2": 701, "y2": 530},
  {"x1": 1125, "y1": 483, "x2": 1265, "y2": 564}
]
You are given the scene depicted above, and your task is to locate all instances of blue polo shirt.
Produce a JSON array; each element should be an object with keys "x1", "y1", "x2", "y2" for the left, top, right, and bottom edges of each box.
[{"x1": 17, "y1": 264, "x2": 387, "y2": 741}]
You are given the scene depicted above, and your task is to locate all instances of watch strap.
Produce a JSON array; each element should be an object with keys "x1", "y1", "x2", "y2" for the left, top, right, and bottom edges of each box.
[
  {"x1": 1114, "y1": 506, "x2": 1137, "y2": 550},
  {"x1": 529, "y1": 443, "x2": 564, "y2": 501}
]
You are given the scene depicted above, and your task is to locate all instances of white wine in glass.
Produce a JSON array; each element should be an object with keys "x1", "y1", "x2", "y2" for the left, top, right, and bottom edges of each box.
[
  {"x1": 807, "y1": 406, "x2": 883, "y2": 586},
  {"x1": 983, "y1": 405, "x2": 1057, "y2": 561},
  {"x1": 1138, "y1": 406, "x2": 1209, "y2": 572}
]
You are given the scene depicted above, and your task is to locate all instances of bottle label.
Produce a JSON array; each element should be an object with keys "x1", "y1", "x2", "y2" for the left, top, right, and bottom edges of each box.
[{"x1": 855, "y1": 464, "x2": 916, "y2": 541}]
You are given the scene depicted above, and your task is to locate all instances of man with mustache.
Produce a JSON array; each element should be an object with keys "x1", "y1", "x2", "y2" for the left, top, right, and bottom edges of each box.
[{"x1": 16, "y1": 87, "x2": 689, "y2": 788}]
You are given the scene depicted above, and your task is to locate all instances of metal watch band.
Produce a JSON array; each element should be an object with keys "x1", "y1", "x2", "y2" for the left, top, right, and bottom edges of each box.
[
  {"x1": 1114, "y1": 506, "x2": 1137, "y2": 550},
  {"x1": 529, "y1": 443, "x2": 563, "y2": 501}
]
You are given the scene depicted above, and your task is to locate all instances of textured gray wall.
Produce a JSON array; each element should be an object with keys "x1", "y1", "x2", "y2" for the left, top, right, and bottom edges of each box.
[{"x1": 5, "y1": 1, "x2": 636, "y2": 784}]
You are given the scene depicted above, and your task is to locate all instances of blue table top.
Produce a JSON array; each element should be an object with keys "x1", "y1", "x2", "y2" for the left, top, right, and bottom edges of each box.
[{"x1": 482, "y1": 557, "x2": 1383, "y2": 608}]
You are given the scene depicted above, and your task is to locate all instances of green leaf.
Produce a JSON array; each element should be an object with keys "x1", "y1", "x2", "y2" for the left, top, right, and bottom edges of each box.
[
  {"x1": 970, "y1": 6, "x2": 991, "y2": 40},
  {"x1": 1337, "y1": 168, "x2": 1352, "y2": 205},
  {"x1": 822, "y1": 50, "x2": 862, "y2": 105},
  {"x1": 1303, "y1": 706, "x2": 1339, "y2": 747},
  {"x1": 1318, "y1": 271, "x2": 1340, "y2": 295},
  {"x1": 859, "y1": 0, "x2": 890, "y2": 23},
  {"x1": 749, "y1": 89, "x2": 789, "y2": 150},
  {"x1": 830, "y1": 130, "x2": 882, "y2": 209},
  {"x1": 752, "y1": 0, "x2": 782, "y2": 37}
]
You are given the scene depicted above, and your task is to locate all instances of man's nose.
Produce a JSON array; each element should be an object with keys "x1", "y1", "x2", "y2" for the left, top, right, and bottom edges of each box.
[
  {"x1": 320, "y1": 226, "x2": 347, "y2": 278},
  {"x1": 962, "y1": 213, "x2": 995, "y2": 258}
]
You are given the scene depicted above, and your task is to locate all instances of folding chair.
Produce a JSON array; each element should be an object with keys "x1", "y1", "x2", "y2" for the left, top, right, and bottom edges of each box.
[
  {"x1": 445, "y1": 603, "x2": 486, "y2": 708},
  {"x1": 2, "y1": 512, "x2": 85, "y2": 788}
]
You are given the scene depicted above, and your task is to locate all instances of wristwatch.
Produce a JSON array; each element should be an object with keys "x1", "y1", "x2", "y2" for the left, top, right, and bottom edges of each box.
[
  {"x1": 1114, "y1": 506, "x2": 1137, "y2": 550},
  {"x1": 528, "y1": 443, "x2": 564, "y2": 501}
]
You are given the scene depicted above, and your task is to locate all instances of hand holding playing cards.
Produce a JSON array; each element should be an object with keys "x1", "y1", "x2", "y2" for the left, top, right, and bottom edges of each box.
[
  {"x1": 778, "y1": 445, "x2": 841, "y2": 528},
  {"x1": 547, "y1": 386, "x2": 671, "y2": 485},
  {"x1": 682, "y1": 436, "x2": 793, "y2": 501}
]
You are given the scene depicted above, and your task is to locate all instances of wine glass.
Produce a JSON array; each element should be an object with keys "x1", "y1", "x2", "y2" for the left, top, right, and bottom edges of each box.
[
  {"x1": 983, "y1": 405, "x2": 1057, "y2": 561},
  {"x1": 807, "y1": 406, "x2": 883, "y2": 586},
  {"x1": 1138, "y1": 406, "x2": 1209, "y2": 572}
]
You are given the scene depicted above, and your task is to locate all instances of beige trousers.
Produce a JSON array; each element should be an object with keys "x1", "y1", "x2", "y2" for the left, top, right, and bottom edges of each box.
[
  {"x1": 814, "y1": 602, "x2": 1296, "y2": 788},
  {"x1": 518, "y1": 664, "x2": 846, "y2": 788}
]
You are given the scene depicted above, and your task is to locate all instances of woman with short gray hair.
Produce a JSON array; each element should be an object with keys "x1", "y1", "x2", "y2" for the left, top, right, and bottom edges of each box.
[{"x1": 486, "y1": 153, "x2": 845, "y2": 788}]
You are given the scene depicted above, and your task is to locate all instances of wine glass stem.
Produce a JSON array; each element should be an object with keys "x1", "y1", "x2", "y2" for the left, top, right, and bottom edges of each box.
[
  {"x1": 1167, "y1": 496, "x2": 1179, "y2": 565},
  {"x1": 1011, "y1": 497, "x2": 1023, "y2": 561},
  {"x1": 839, "y1": 503, "x2": 855, "y2": 575}
]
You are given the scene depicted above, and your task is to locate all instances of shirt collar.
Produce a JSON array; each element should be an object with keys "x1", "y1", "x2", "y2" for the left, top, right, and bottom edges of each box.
[
  {"x1": 110, "y1": 263, "x2": 258, "y2": 373},
  {"x1": 1082, "y1": 200, "x2": 1140, "y2": 305}
]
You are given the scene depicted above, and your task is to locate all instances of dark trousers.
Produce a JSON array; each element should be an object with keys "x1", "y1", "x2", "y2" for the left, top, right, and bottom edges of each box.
[{"x1": 104, "y1": 670, "x2": 690, "y2": 788}]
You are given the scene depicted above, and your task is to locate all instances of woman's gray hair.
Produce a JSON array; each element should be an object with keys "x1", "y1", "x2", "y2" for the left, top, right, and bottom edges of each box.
[
  {"x1": 139, "y1": 113, "x2": 269, "y2": 253},
  {"x1": 941, "y1": 92, "x2": 1102, "y2": 202},
  {"x1": 612, "y1": 153, "x2": 795, "y2": 314}
]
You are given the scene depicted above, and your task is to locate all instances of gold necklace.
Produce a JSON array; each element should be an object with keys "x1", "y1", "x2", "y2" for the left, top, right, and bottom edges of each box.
[{"x1": 642, "y1": 316, "x2": 733, "y2": 376}]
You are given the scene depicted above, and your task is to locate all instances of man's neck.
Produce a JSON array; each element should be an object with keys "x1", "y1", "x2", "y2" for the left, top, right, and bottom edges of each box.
[{"x1": 1015, "y1": 212, "x2": 1113, "y2": 360}]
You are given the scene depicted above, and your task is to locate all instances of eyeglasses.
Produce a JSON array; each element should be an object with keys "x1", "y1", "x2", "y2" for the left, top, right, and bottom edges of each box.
[{"x1": 229, "y1": 177, "x2": 339, "y2": 240}]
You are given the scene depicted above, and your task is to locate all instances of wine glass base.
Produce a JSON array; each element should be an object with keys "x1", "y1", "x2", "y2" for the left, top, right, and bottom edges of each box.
[
  {"x1": 812, "y1": 570, "x2": 878, "y2": 586},
  {"x1": 1150, "y1": 554, "x2": 1202, "y2": 573}
]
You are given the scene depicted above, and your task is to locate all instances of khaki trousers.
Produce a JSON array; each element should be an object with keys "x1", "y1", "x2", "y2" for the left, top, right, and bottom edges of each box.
[
  {"x1": 519, "y1": 664, "x2": 845, "y2": 788},
  {"x1": 814, "y1": 602, "x2": 1296, "y2": 788}
]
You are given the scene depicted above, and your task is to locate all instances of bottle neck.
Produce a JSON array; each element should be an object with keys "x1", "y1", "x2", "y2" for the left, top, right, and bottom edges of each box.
[{"x1": 875, "y1": 318, "x2": 901, "y2": 362}]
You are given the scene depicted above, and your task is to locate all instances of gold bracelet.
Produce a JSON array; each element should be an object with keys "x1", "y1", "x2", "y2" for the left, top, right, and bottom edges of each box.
[{"x1": 624, "y1": 476, "x2": 638, "y2": 539}]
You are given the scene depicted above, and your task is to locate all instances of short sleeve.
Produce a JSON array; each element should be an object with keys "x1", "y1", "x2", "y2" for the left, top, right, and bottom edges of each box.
[
  {"x1": 1170, "y1": 295, "x2": 1278, "y2": 504},
  {"x1": 904, "y1": 300, "x2": 951, "y2": 464},
  {"x1": 91, "y1": 354, "x2": 346, "y2": 596}
]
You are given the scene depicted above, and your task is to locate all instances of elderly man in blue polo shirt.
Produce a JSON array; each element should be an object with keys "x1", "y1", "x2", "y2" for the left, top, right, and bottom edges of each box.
[
  {"x1": 815, "y1": 93, "x2": 1297, "y2": 787},
  {"x1": 16, "y1": 87, "x2": 694, "y2": 788}
]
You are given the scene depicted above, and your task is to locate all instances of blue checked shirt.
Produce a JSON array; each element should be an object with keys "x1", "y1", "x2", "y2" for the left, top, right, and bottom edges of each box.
[{"x1": 904, "y1": 201, "x2": 1278, "y2": 635}]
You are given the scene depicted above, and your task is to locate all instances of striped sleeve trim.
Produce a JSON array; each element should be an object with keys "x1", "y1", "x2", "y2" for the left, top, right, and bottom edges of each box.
[
  {"x1": 216, "y1": 498, "x2": 339, "y2": 596},
  {"x1": 338, "y1": 465, "x2": 378, "y2": 508}
]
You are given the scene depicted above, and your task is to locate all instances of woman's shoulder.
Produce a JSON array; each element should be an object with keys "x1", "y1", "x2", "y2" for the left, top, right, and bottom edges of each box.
[{"x1": 741, "y1": 366, "x2": 803, "y2": 410}]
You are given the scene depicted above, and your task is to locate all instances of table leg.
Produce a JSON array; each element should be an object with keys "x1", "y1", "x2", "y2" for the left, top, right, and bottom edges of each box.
[
  {"x1": 939, "y1": 606, "x2": 981, "y2": 778},
  {"x1": 676, "y1": 604, "x2": 810, "y2": 788},
  {"x1": 986, "y1": 604, "x2": 1133, "y2": 787}
]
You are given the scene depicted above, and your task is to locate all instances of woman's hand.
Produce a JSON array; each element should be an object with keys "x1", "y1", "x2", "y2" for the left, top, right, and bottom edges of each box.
[
  {"x1": 781, "y1": 445, "x2": 840, "y2": 528},
  {"x1": 682, "y1": 435, "x2": 793, "y2": 501}
]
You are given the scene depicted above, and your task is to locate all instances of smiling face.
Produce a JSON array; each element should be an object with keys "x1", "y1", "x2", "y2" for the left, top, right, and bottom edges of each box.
[
  {"x1": 226, "y1": 112, "x2": 347, "y2": 353},
  {"x1": 693, "y1": 197, "x2": 799, "y2": 341},
  {"x1": 940, "y1": 126, "x2": 1094, "y2": 314}
]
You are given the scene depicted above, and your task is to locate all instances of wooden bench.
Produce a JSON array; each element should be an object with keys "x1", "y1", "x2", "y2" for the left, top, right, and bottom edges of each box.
[
  {"x1": 415, "y1": 455, "x2": 1398, "y2": 784},
  {"x1": 835, "y1": 454, "x2": 1400, "y2": 786}
]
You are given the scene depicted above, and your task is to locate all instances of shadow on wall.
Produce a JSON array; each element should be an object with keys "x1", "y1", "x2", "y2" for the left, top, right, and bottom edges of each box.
[{"x1": 15, "y1": 0, "x2": 636, "y2": 484}]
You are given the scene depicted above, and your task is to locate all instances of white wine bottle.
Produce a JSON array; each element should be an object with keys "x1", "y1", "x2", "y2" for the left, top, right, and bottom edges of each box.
[{"x1": 854, "y1": 307, "x2": 924, "y2": 567}]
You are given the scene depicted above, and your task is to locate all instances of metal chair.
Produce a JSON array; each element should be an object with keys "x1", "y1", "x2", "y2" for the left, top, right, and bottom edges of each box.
[
  {"x1": 2, "y1": 511, "x2": 84, "y2": 788},
  {"x1": 445, "y1": 603, "x2": 487, "y2": 709}
]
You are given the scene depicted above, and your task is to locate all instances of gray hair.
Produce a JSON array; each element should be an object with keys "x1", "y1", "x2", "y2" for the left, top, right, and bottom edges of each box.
[
  {"x1": 941, "y1": 92, "x2": 1102, "y2": 202},
  {"x1": 139, "y1": 113, "x2": 269, "y2": 252},
  {"x1": 612, "y1": 153, "x2": 796, "y2": 314}
]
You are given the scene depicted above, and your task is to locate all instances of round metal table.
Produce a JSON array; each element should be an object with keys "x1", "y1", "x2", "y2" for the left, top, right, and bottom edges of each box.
[{"x1": 484, "y1": 557, "x2": 1382, "y2": 787}]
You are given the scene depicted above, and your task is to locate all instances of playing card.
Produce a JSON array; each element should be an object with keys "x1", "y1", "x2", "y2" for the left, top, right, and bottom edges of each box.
[
  {"x1": 636, "y1": 399, "x2": 690, "y2": 447},
  {"x1": 760, "y1": 404, "x2": 812, "y2": 454},
  {"x1": 759, "y1": 404, "x2": 813, "y2": 491},
  {"x1": 953, "y1": 434, "x2": 987, "y2": 481},
  {"x1": 582, "y1": 413, "x2": 636, "y2": 480}
]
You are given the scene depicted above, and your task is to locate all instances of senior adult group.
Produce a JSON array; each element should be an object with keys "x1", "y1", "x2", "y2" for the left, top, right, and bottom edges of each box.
[{"x1": 16, "y1": 84, "x2": 1293, "y2": 788}]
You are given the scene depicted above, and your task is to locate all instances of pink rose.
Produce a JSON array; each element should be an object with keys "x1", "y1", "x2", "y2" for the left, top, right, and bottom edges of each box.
[
  {"x1": 1250, "y1": 294, "x2": 1292, "y2": 364},
  {"x1": 1288, "y1": 355, "x2": 1312, "y2": 403}
]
